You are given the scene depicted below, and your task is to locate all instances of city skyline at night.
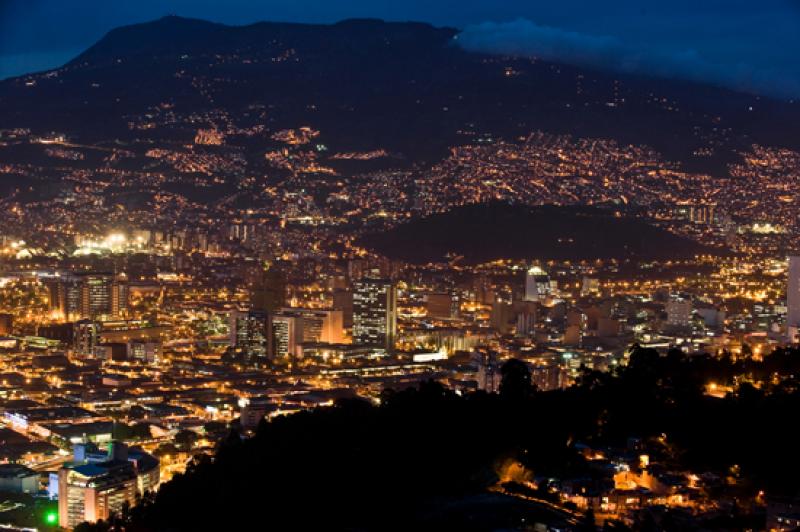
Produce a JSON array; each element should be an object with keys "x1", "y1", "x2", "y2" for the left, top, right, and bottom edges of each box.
[{"x1": 1, "y1": 4, "x2": 799, "y2": 531}]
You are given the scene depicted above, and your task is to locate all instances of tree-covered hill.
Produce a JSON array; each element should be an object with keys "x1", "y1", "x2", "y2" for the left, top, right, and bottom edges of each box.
[{"x1": 79, "y1": 346, "x2": 800, "y2": 531}]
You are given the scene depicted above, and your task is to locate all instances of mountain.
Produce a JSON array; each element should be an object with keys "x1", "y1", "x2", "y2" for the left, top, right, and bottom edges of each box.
[
  {"x1": 358, "y1": 203, "x2": 712, "y2": 263},
  {"x1": 1, "y1": 16, "x2": 799, "y2": 172}
]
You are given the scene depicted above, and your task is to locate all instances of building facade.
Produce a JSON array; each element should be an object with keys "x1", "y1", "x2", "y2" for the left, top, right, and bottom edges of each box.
[{"x1": 353, "y1": 277, "x2": 397, "y2": 354}]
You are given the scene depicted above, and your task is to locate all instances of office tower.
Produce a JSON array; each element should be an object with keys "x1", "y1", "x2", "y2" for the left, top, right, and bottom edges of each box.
[
  {"x1": 127, "y1": 340, "x2": 162, "y2": 364},
  {"x1": 83, "y1": 274, "x2": 113, "y2": 318},
  {"x1": 47, "y1": 273, "x2": 125, "y2": 319},
  {"x1": 111, "y1": 277, "x2": 129, "y2": 317},
  {"x1": 425, "y1": 292, "x2": 460, "y2": 319},
  {"x1": 530, "y1": 364, "x2": 567, "y2": 392},
  {"x1": 475, "y1": 280, "x2": 496, "y2": 305},
  {"x1": 271, "y1": 308, "x2": 345, "y2": 358},
  {"x1": 0, "y1": 313, "x2": 12, "y2": 335},
  {"x1": 58, "y1": 462, "x2": 137, "y2": 528},
  {"x1": 581, "y1": 277, "x2": 601, "y2": 297},
  {"x1": 250, "y1": 263, "x2": 286, "y2": 313},
  {"x1": 230, "y1": 310, "x2": 269, "y2": 362},
  {"x1": 689, "y1": 203, "x2": 715, "y2": 224},
  {"x1": 788, "y1": 256, "x2": 800, "y2": 342},
  {"x1": 46, "y1": 274, "x2": 83, "y2": 318},
  {"x1": 666, "y1": 297, "x2": 693, "y2": 328},
  {"x1": 353, "y1": 277, "x2": 397, "y2": 353},
  {"x1": 0, "y1": 464, "x2": 38, "y2": 494},
  {"x1": 271, "y1": 313, "x2": 300, "y2": 359},
  {"x1": 332, "y1": 289, "x2": 354, "y2": 329},
  {"x1": 491, "y1": 301, "x2": 514, "y2": 335},
  {"x1": 524, "y1": 266, "x2": 551, "y2": 302},
  {"x1": 57, "y1": 442, "x2": 159, "y2": 529},
  {"x1": 74, "y1": 320, "x2": 99, "y2": 356},
  {"x1": 476, "y1": 351, "x2": 500, "y2": 393},
  {"x1": 516, "y1": 311, "x2": 535, "y2": 337}
]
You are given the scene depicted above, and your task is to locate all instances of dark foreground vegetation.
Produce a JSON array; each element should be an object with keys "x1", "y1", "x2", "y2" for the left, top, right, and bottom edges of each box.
[{"x1": 78, "y1": 346, "x2": 800, "y2": 531}]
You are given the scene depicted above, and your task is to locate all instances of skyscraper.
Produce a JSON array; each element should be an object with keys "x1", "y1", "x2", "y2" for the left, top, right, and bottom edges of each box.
[
  {"x1": 83, "y1": 274, "x2": 112, "y2": 318},
  {"x1": 57, "y1": 442, "x2": 159, "y2": 529},
  {"x1": 270, "y1": 308, "x2": 344, "y2": 358},
  {"x1": 666, "y1": 297, "x2": 693, "y2": 329},
  {"x1": 353, "y1": 277, "x2": 397, "y2": 354},
  {"x1": 230, "y1": 310, "x2": 269, "y2": 362},
  {"x1": 250, "y1": 263, "x2": 286, "y2": 313},
  {"x1": 524, "y1": 266, "x2": 551, "y2": 302},
  {"x1": 46, "y1": 273, "x2": 128, "y2": 319},
  {"x1": 787, "y1": 256, "x2": 800, "y2": 342}
]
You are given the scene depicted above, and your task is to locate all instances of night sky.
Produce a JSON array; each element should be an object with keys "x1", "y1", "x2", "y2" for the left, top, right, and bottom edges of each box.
[{"x1": 2, "y1": 0, "x2": 799, "y2": 98}]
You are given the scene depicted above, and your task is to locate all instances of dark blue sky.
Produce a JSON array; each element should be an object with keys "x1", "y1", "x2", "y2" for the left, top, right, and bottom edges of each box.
[{"x1": 2, "y1": 0, "x2": 800, "y2": 98}]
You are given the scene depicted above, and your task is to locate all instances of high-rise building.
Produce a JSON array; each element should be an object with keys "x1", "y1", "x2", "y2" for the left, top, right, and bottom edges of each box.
[
  {"x1": 524, "y1": 266, "x2": 551, "y2": 302},
  {"x1": 271, "y1": 308, "x2": 344, "y2": 358},
  {"x1": 787, "y1": 256, "x2": 800, "y2": 342},
  {"x1": 271, "y1": 313, "x2": 300, "y2": 359},
  {"x1": 83, "y1": 274, "x2": 112, "y2": 318},
  {"x1": 230, "y1": 310, "x2": 269, "y2": 362},
  {"x1": 665, "y1": 297, "x2": 693, "y2": 329},
  {"x1": 46, "y1": 273, "x2": 128, "y2": 319},
  {"x1": 332, "y1": 289, "x2": 354, "y2": 329},
  {"x1": 59, "y1": 463, "x2": 135, "y2": 528},
  {"x1": 476, "y1": 351, "x2": 500, "y2": 393},
  {"x1": 353, "y1": 277, "x2": 397, "y2": 353},
  {"x1": 111, "y1": 278, "x2": 129, "y2": 317},
  {"x1": 56, "y1": 442, "x2": 159, "y2": 529},
  {"x1": 74, "y1": 320, "x2": 99, "y2": 356},
  {"x1": 581, "y1": 277, "x2": 601, "y2": 297},
  {"x1": 46, "y1": 274, "x2": 83, "y2": 318},
  {"x1": 425, "y1": 292, "x2": 460, "y2": 319},
  {"x1": 250, "y1": 263, "x2": 286, "y2": 313},
  {"x1": 0, "y1": 313, "x2": 12, "y2": 335}
]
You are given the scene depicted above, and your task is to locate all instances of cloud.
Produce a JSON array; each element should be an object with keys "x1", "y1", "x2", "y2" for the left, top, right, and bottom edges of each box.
[
  {"x1": 2, "y1": 0, "x2": 799, "y2": 96},
  {"x1": 456, "y1": 18, "x2": 800, "y2": 99}
]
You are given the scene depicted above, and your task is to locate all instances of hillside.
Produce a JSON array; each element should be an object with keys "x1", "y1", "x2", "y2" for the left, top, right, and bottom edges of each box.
[
  {"x1": 359, "y1": 203, "x2": 712, "y2": 264},
  {"x1": 1, "y1": 16, "x2": 798, "y2": 171},
  {"x1": 73, "y1": 347, "x2": 800, "y2": 531}
]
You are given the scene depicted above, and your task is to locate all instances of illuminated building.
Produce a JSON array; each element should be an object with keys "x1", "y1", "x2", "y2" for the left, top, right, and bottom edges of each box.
[
  {"x1": 111, "y1": 277, "x2": 129, "y2": 317},
  {"x1": 333, "y1": 289, "x2": 354, "y2": 328},
  {"x1": 58, "y1": 463, "x2": 135, "y2": 528},
  {"x1": 46, "y1": 273, "x2": 128, "y2": 319},
  {"x1": 788, "y1": 256, "x2": 800, "y2": 342},
  {"x1": 127, "y1": 340, "x2": 162, "y2": 363},
  {"x1": 581, "y1": 277, "x2": 601, "y2": 297},
  {"x1": 666, "y1": 297, "x2": 693, "y2": 328},
  {"x1": 270, "y1": 313, "x2": 299, "y2": 359},
  {"x1": 74, "y1": 320, "x2": 99, "y2": 356},
  {"x1": 57, "y1": 442, "x2": 159, "y2": 529},
  {"x1": 271, "y1": 308, "x2": 344, "y2": 358},
  {"x1": 424, "y1": 292, "x2": 460, "y2": 319},
  {"x1": 230, "y1": 310, "x2": 269, "y2": 361},
  {"x1": 353, "y1": 277, "x2": 397, "y2": 354},
  {"x1": 525, "y1": 266, "x2": 551, "y2": 302}
]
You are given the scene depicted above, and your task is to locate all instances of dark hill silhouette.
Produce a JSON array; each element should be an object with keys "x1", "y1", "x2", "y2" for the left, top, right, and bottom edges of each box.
[
  {"x1": 1, "y1": 16, "x2": 798, "y2": 171},
  {"x1": 359, "y1": 203, "x2": 711, "y2": 263},
  {"x1": 75, "y1": 346, "x2": 800, "y2": 531}
]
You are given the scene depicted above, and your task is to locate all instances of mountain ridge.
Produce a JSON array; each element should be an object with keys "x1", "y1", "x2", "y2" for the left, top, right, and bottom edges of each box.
[{"x1": 1, "y1": 16, "x2": 798, "y2": 176}]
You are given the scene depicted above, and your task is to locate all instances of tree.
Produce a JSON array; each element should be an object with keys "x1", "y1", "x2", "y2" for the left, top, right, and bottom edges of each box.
[
  {"x1": 174, "y1": 430, "x2": 197, "y2": 451},
  {"x1": 500, "y1": 358, "x2": 533, "y2": 400}
]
